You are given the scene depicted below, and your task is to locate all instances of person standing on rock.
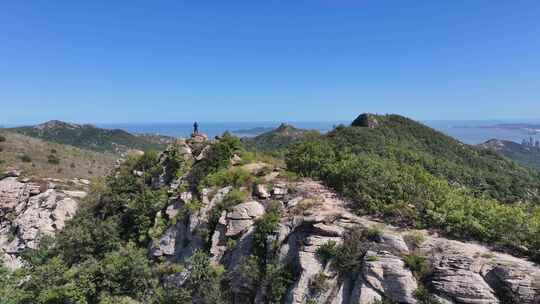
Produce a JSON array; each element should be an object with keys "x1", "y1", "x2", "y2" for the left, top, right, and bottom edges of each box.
[{"x1": 193, "y1": 121, "x2": 199, "y2": 135}]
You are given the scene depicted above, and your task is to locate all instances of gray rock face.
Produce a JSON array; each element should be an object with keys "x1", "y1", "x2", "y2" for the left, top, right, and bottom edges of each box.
[
  {"x1": 483, "y1": 264, "x2": 540, "y2": 304},
  {"x1": 362, "y1": 251, "x2": 418, "y2": 303},
  {"x1": 150, "y1": 187, "x2": 234, "y2": 263},
  {"x1": 430, "y1": 254, "x2": 498, "y2": 304},
  {"x1": 0, "y1": 177, "x2": 81, "y2": 269}
]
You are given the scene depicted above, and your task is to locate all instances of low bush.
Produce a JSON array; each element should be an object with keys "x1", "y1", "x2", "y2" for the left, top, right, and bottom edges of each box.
[
  {"x1": 253, "y1": 202, "x2": 282, "y2": 259},
  {"x1": 47, "y1": 154, "x2": 60, "y2": 164},
  {"x1": 222, "y1": 188, "x2": 247, "y2": 207},
  {"x1": 263, "y1": 261, "x2": 294, "y2": 304},
  {"x1": 414, "y1": 285, "x2": 442, "y2": 304},
  {"x1": 365, "y1": 255, "x2": 379, "y2": 262},
  {"x1": 404, "y1": 254, "x2": 431, "y2": 280},
  {"x1": 364, "y1": 224, "x2": 384, "y2": 242},
  {"x1": 20, "y1": 154, "x2": 32, "y2": 162},
  {"x1": 333, "y1": 228, "x2": 366, "y2": 274},
  {"x1": 404, "y1": 231, "x2": 426, "y2": 249},
  {"x1": 309, "y1": 271, "x2": 330, "y2": 294},
  {"x1": 202, "y1": 167, "x2": 252, "y2": 188},
  {"x1": 316, "y1": 240, "x2": 338, "y2": 266}
]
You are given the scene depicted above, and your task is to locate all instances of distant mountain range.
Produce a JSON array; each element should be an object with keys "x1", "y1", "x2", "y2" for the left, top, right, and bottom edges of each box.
[
  {"x1": 475, "y1": 123, "x2": 540, "y2": 131},
  {"x1": 7, "y1": 120, "x2": 174, "y2": 154},
  {"x1": 231, "y1": 127, "x2": 275, "y2": 137}
]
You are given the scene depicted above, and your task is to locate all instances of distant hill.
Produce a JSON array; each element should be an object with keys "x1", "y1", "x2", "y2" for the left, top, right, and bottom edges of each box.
[
  {"x1": 479, "y1": 139, "x2": 540, "y2": 170},
  {"x1": 242, "y1": 123, "x2": 321, "y2": 154},
  {"x1": 286, "y1": 113, "x2": 540, "y2": 204},
  {"x1": 8, "y1": 120, "x2": 169, "y2": 153},
  {"x1": 231, "y1": 127, "x2": 274, "y2": 137},
  {"x1": 0, "y1": 130, "x2": 116, "y2": 180}
]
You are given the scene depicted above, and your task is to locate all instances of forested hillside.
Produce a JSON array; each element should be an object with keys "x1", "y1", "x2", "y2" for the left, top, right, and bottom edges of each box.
[
  {"x1": 479, "y1": 139, "x2": 540, "y2": 170},
  {"x1": 242, "y1": 123, "x2": 321, "y2": 155},
  {"x1": 9, "y1": 120, "x2": 167, "y2": 153},
  {"x1": 286, "y1": 113, "x2": 540, "y2": 258}
]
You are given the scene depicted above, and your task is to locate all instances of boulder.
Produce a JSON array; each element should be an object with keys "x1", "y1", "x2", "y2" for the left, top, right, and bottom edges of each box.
[
  {"x1": 225, "y1": 201, "x2": 265, "y2": 237},
  {"x1": 230, "y1": 154, "x2": 242, "y2": 166},
  {"x1": 272, "y1": 183, "x2": 288, "y2": 197},
  {"x1": 62, "y1": 190, "x2": 88, "y2": 199},
  {"x1": 254, "y1": 184, "x2": 270, "y2": 199}
]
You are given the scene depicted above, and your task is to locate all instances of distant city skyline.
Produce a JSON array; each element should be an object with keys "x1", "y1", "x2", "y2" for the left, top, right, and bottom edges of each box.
[{"x1": 1, "y1": 1, "x2": 540, "y2": 124}]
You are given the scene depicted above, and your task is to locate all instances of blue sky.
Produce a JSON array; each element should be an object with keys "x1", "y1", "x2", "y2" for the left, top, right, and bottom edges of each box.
[{"x1": 1, "y1": 1, "x2": 540, "y2": 124}]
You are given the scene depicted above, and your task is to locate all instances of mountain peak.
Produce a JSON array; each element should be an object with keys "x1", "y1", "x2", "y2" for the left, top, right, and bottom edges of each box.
[
  {"x1": 351, "y1": 113, "x2": 380, "y2": 128},
  {"x1": 36, "y1": 120, "x2": 84, "y2": 130},
  {"x1": 276, "y1": 123, "x2": 296, "y2": 132}
]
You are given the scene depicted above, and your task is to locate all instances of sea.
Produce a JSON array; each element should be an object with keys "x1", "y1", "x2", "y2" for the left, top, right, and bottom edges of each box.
[{"x1": 98, "y1": 119, "x2": 540, "y2": 145}]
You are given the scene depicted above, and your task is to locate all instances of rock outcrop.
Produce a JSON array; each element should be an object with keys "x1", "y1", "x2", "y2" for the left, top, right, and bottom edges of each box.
[{"x1": 0, "y1": 176, "x2": 84, "y2": 269}]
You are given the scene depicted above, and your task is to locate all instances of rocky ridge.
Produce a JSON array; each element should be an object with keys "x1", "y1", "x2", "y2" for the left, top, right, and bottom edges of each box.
[
  {"x1": 0, "y1": 173, "x2": 87, "y2": 269},
  {"x1": 148, "y1": 136, "x2": 540, "y2": 304}
]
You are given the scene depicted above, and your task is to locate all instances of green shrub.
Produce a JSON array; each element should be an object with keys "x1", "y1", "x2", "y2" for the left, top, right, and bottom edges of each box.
[
  {"x1": 253, "y1": 202, "x2": 282, "y2": 259},
  {"x1": 263, "y1": 261, "x2": 294, "y2": 304},
  {"x1": 229, "y1": 255, "x2": 261, "y2": 297},
  {"x1": 365, "y1": 255, "x2": 379, "y2": 262},
  {"x1": 20, "y1": 154, "x2": 32, "y2": 162},
  {"x1": 309, "y1": 271, "x2": 330, "y2": 294},
  {"x1": 316, "y1": 240, "x2": 338, "y2": 266},
  {"x1": 333, "y1": 228, "x2": 366, "y2": 274},
  {"x1": 185, "y1": 251, "x2": 225, "y2": 302},
  {"x1": 373, "y1": 298, "x2": 396, "y2": 304},
  {"x1": 404, "y1": 254, "x2": 431, "y2": 280},
  {"x1": 414, "y1": 285, "x2": 442, "y2": 304},
  {"x1": 256, "y1": 165, "x2": 273, "y2": 177},
  {"x1": 0, "y1": 135, "x2": 6, "y2": 142},
  {"x1": 47, "y1": 154, "x2": 60, "y2": 164},
  {"x1": 222, "y1": 188, "x2": 246, "y2": 207},
  {"x1": 226, "y1": 238, "x2": 237, "y2": 250},
  {"x1": 404, "y1": 231, "x2": 425, "y2": 249},
  {"x1": 202, "y1": 167, "x2": 252, "y2": 188},
  {"x1": 364, "y1": 224, "x2": 384, "y2": 242}
]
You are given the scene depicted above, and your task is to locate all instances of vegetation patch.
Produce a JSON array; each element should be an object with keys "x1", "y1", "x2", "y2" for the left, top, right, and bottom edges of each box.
[
  {"x1": 316, "y1": 240, "x2": 338, "y2": 266},
  {"x1": 404, "y1": 231, "x2": 426, "y2": 249},
  {"x1": 403, "y1": 253, "x2": 432, "y2": 280},
  {"x1": 285, "y1": 115, "x2": 540, "y2": 260},
  {"x1": 309, "y1": 271, "x2": 330, "y2": 295}
]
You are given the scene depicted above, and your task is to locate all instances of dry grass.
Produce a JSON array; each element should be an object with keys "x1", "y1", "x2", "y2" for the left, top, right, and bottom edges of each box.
[{"x1": 0, "y1": 130, "x2": 116, "y2": 180}]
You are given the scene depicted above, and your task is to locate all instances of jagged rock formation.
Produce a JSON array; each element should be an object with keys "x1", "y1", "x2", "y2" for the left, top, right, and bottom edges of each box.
[
  {"x1": 0, "y1": 176, "x2": 85, "y2": 269},
  {"x1": 148, "y1": 139, "x2": 540, "y2": 303}
]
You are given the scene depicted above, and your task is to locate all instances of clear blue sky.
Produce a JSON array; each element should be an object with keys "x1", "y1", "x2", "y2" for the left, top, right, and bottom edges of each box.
[{"x1": 1, "y1": 1, "x2": 540, "y2": 124}]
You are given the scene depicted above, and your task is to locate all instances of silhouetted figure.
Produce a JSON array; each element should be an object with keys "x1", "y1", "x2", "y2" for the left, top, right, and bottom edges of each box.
[{"x1": 193, "y1": 121, "x2": 199, "y2": 135}]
